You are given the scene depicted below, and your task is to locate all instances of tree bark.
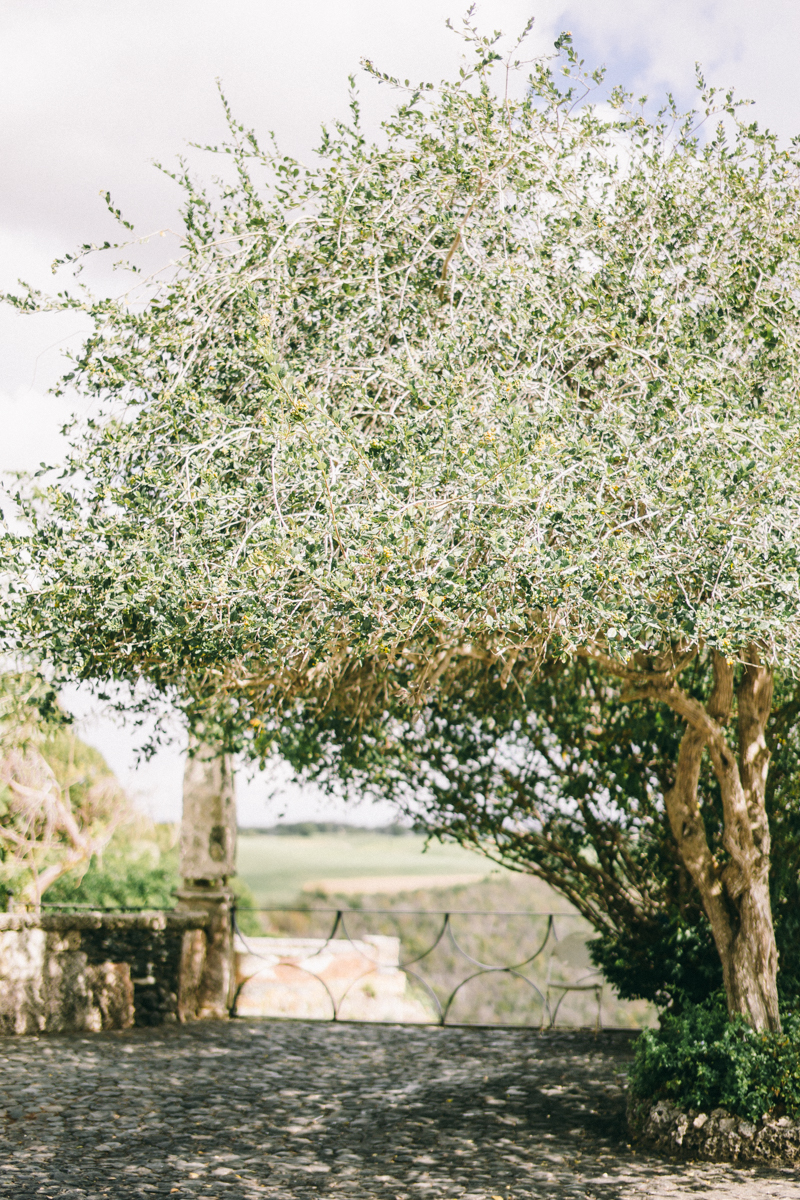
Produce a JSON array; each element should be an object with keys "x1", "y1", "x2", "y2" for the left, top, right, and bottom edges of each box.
[
  {"x1": 724, "y1": 651, "x2": 778, "y2": 1030},
  {"x1": 605, "y1": 648, "x2": 781, "y2": 1032}
]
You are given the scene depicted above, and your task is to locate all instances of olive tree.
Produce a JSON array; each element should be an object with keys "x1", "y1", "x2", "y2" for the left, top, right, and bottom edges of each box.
[
  {"x1": 4, "y1": 23, "x2": 800, "y2": 1028},
  {"x1": 280, "y1": 659, "x2": 800, "y2": 1014}
]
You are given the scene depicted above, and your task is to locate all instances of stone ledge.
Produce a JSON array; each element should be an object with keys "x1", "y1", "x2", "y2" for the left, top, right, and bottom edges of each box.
[
  {"x1": 629, "y1": 1093, "x2": 800, "y2": 1164},
  {"x1": 0, "y1": 910, "x2": 209, "y2": 932},
  {"x1": 0, "y1": 910, "x2": 217, "y2": 1033}
]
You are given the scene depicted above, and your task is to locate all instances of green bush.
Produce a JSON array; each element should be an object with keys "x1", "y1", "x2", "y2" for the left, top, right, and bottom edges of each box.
[
  {"x1": 589, "y1": 913, "x2": 723, "y2": 1012},
  {"x1": 46, "y1": 820, "x2": 263, "y2": 934},
  {"x1": 630, "y1": 999, "x2": 800, "y2": 1122},
  {"x1": 45, "y1": 822, "x2": 180, "y2": 909}
]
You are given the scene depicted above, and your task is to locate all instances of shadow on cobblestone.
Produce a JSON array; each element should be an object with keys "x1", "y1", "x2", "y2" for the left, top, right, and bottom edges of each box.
[{"x1": 1, "y1": 1020, "x2": 798, "y2": 1198}]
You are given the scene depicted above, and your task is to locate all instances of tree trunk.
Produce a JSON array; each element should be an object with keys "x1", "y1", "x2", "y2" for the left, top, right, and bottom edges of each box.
[
  {"x1": 626, "y1": 649, "x2": 780, "y2": 1031},
  {"x1": 724, "y1": 652, "x2": 779, "y2": 1030},
  {"x1": 725, "y1": 877, "x2": 779, "y2": 1031}
]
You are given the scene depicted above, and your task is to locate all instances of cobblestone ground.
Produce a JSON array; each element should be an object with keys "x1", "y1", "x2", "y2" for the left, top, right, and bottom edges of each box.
[{"x1": 1, "y1": 1020, "x2": 799, "y2": 1199}]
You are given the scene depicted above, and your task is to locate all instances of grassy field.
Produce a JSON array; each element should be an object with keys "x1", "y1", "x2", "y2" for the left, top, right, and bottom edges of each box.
[{"x1": 236, "y1": 829, "x2": 523, "y2": 909}]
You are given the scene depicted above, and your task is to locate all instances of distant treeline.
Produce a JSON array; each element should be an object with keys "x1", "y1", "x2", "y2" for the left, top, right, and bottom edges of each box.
[{"x1": 238, "y1": 821, "x2": 417, "y2": 838}]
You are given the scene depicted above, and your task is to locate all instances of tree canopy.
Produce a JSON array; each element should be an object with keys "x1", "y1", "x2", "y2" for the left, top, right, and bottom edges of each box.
[{"x1": 5, "y1": 25, "x2": 799, "y2": 734}]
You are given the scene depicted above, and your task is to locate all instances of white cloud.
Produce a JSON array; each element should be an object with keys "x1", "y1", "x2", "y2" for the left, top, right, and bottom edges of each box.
[
  {"x1": 0, "y1": 387, "x2": 72, "y2": 476},
  {"x1": 564, "y1": 0, "x2": 800, "y2": 138}
]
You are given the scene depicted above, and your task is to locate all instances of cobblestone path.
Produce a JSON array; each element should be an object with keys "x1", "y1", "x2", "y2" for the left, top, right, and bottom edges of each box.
[{"x1": 1, "y1": 1020, "x2": 799, "y2": 1198}]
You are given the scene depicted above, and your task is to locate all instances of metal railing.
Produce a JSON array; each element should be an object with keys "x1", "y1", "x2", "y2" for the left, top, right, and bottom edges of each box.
[{"x1": 232, "y1": 906, "x2": 605, "y2": 1030}]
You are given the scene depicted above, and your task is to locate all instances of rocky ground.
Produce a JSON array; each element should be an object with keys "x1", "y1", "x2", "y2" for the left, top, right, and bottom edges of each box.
[{"x1": 0, "y1": 1020, "x2": 798, "y2": 1199}]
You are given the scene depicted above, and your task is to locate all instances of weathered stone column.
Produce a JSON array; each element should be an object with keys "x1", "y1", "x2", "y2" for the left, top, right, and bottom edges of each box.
[{"x1": 175, "y1": 742, "x2": 237, "y2": 1020}]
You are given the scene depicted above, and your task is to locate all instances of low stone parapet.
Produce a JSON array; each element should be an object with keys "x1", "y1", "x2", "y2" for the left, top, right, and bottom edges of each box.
[
  {"x1": 233, "y1": 933, "x2": 433, "y2": 1022},
  {"x1": 629, "y1": 1094, "x2": 800, "y2": 1163},
  {"x1": 0, "y1": 911, "x2": 212, "y2": 1035}
]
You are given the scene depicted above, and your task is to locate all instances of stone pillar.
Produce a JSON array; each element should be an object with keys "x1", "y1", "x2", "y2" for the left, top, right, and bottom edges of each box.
[{"x1": 175, "y1": 742, "x2": 237, "y2": 1020}]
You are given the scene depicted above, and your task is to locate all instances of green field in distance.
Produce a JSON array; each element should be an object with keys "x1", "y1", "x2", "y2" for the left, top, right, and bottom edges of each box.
[{"x1": 236, "y1": 830, "x2": 508, "y2": 908}]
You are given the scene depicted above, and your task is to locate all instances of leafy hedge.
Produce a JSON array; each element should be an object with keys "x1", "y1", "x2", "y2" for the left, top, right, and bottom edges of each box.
[{"x1": 630, "y1": 1000, "x2": 800, "y2": 1123}]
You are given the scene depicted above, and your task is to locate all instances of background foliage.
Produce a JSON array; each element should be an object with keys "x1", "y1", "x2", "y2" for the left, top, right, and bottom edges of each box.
[
  {"x1": 0, "y1": 672, "x2": 131, "y2": 906},
  {"x1": 0, "y1": 672, "x2": 259, "y2": 918}
]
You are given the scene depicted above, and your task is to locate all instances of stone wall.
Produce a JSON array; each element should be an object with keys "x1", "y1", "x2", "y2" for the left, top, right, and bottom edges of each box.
[
  {"x1": 233, "y1": 933, "x2": 433, "y2": 1022},
  {"x1": 629, "y1": 1094, "x2": 800, "y2": 1164},
  {"x1": 0, "y1": 911, "x2": 213, "y2": 1035}
]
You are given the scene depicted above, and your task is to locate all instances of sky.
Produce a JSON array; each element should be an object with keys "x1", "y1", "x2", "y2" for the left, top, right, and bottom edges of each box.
[{"x1": 2, "y1": 0, "x2": 799, "y2": 823}]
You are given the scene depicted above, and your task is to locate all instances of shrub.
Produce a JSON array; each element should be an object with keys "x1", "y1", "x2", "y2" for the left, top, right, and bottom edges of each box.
[
  {"x1": 630, "y1": 999, "x2": 800, "y2": 1122},
  {"x1": 46, "y1": 820, "x2": 263, "y2": 933},
  {"x1": 45, "y1": 820, "x2": 180, "y2": 909}
]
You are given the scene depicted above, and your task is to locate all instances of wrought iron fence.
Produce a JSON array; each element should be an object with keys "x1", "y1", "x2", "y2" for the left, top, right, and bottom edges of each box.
[
  {"x1": 38, "y1": 900, "x2": 648, "y2": 1029},
  {"x1": 232, "y1": 906, "x2": 607, "y2": 1030}
]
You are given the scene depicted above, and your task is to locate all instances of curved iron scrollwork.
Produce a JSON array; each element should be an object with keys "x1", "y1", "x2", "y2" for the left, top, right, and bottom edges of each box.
[{"x1": 231, "y1": 907, "x2": 605, "y2": 1030}]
